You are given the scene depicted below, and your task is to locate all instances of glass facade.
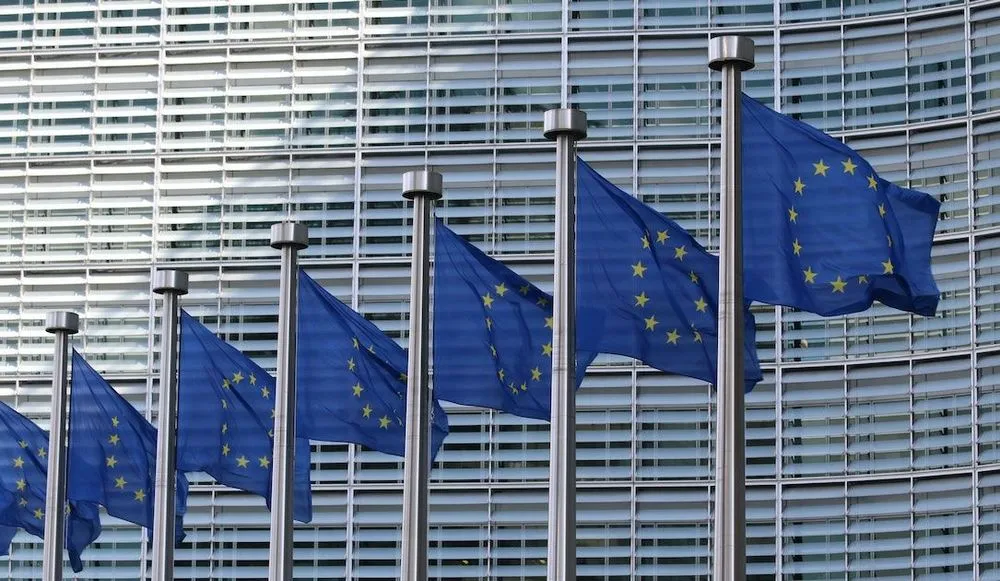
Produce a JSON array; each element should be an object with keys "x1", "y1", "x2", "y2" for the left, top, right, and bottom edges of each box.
[{"x1": 0, "y1": 0, "x2": 998, "y2": 578}]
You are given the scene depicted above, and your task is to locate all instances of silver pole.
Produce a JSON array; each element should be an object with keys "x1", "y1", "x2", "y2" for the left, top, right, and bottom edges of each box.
[
  {"x1": 542, "y1": 108, "x2": 587, "y2": 581},
  {"x1": 708, "y1": 35, "x2": 754, "y2": 581},
  {"x1": 151, "y1": 269, "x2": 189, "y2": 581},
  {"x1": 400, "y1": 170, "x2": 442, "y2": 581},
  {"x1": 42, "y1": 311, "x2": 79, "y2": 581},
  {"x1": 268, "y1": 222, "x2": 309, "y2": 581}
]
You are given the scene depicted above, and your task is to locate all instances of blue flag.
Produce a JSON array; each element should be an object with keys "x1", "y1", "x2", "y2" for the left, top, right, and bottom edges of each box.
[
  {"x1": 0, "y1": 524, "x2": 14, "y2": 556},
  {"x1": 68, "y1": 351, "x2": 188, "y2": 544},
  {"x1": 433, "y1": 220, "x2": 596, "y2": 420},
  {"x1": 0, "y1": 401, "x2": 102, "y2": 572},
  {"x1": 576, "y1": 159, "x2": 763, "y2": 390},
  {"x1": 741, "y1": 93, "x2": 940, "y2": 317},
  {"x1": 178, "y1": 311, "x2": 313, "y2": 523},
  {"x1": 297, "y1": 270, "x2": 449, "y2": 458}
]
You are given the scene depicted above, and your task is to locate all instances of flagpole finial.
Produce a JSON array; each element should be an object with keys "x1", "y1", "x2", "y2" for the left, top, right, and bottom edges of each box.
[
  {"x1": 402, "y1": 170, "x2": 442, "y2": 201},
  {"x1": 153, "y1": 270, "x2": 190, "y2": 296},
  {"x1": 270, "y1": 221, "x2": 309, "y2": 250},
  {"x1": 45, "y1": 311, "x2": 79, "y2": 335},
  {"x1": 543, "y1": 109, "x2": 587, "y2": 141},
  {"x1": 708, "y1": 36, "x2": 755, "y2": 72}
]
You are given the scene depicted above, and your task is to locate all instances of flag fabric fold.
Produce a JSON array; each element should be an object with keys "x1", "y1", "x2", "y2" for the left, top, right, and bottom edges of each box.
[
  {"x1": 297, "y1": 269, "x2": 449, "y2": 458},
  {"x1": 576, "y1": 159, "x2": 763, "y2": 391},
  {"x1": 178, "y1": 311, "x2": 313, "y2": 523},
  {"x1": 68, "y1": 351, "x2": 188, "y2": 544},
  {"x1": 0, "y1": 401, "x2": 102, "y2": 572},
  {"x1": 741, "y1": 92, "x2": 940, "y2": 317},
  {"x1": 433, "y1": 220, "x2": 596, "y2": 420}
]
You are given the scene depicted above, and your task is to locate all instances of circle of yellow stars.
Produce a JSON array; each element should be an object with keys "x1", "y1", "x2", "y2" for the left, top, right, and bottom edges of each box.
[
  {"x1": 219, "y1": 369, "x2": 274, "y2": 471},
  {"x1": 105, "y1": 415, "x2": 148, "y2": 503},
  {"x1": 481, "y1": 279, "x2": 553, "y2": 400},
  {"x1": 632, "y1": 228, "x2": 706, "y2": 346},
  {"x1": 349, "y1": 339, "x2": 397, "y2": 430}
]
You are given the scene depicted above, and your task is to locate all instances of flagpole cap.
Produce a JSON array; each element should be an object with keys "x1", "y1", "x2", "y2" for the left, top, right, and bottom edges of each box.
[
  {"x1": 270, "y1": 222, "x2": 309, "y2": 250},
  {"x1": 543, "y1": 109, "x2": 587, "y2": 141},
  {"x1": 153, "y1": 270, "x2": 190, "y2": 296},
  {"x1": 402, "y1": 170, "x2": 443, "y2": 201},
  {"x1": 708, "y1": 36, "x2": 755, "y2": 71},
  {"x1": 45, "y1": 311, "x2": 79, "y2": 335}
]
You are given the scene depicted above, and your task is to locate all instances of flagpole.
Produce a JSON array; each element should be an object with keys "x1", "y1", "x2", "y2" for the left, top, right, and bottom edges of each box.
[
  {"x1": 708, "y1": 35, "x2": 754, "y2": 581},
  {"x1": 42, "y1": 310, "x2": 79, "y2": 581},
  {"x1": 543, "y1": 108, "x2": 587, "y2": 581},
  {"x1": 268, "y1": 221, "x2": 309, "y2": 581},
  {"x1": 151, "y1": 269, "x2": 189, "y2": 581},
  {"x1": 400, "y1": 169, "x2": 442, "y2": 581}
]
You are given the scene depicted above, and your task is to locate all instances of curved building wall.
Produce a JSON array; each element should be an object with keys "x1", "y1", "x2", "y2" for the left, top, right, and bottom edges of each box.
[{"x1": 0, "y1": 0, "x2": 998, "y2": 579}]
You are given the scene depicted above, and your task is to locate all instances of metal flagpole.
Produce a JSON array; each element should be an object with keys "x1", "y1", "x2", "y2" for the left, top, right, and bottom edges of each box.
[
  {"x1": 42, "y1": 311, "x2": 79, "y2": 581},
  {"x1": 708, "y1": 35, "x2": 755, "y2": 581},
  {"x1": 400, "y1": 170, "x2": 442, "y2": 581},
  {"x1": 150, "y1": 269, "x2": 189, "y2": 581},
  {"x1": 542, "y1": 108, "x2": 587, "y2": 581},
  {"x1": 268, "y1": 221, "x2": 309, "y2": 581}
]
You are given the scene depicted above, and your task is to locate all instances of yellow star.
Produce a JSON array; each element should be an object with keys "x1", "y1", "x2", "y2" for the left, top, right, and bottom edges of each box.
[
  {"x1": 788, "y1": 207, "x2": 798, "y2": 223},
  {"x1": 115, "y1": 476, "x2": 127, "y2": 489},
  {"x1": 15, "y1": 478, "x2": 25, "y2": 491},
  {"x1": 18, "y1": 440, "x2": 27, "y2": 448},
  {"x1": 249, "y1": 373, "x2": 257, "y2": 385},
  {"x1": 544, "y1": 316, "x2": 553, "y2": 329},
  {"x1": 37, "y1": 448, "x2": 46, "y2": 459},
  {"x1": 831, "y1": 276, "x2": 847, "y2": 293},
  {"x1": 519, "y1": 285, "x2": 530, "y2": 295},
  {"x1": 111, "y1": 416, "x2": 120, "y2": 428},
  {"x1": 693, "y1": 328, "x2": 703, "y2": 343},
  {"x1": 108, "y1": 434, "x2": 121, "y2": 446},
  {"x1": 656, "y1": 230, "x2": 669, "y2": 244},
  {"x1": 793, "y1": 177, "x2": 806, "y2": 194},
  {"x1": 399, "y1": 372, "x2": 408, "y2": 382},
  {"x1": 792, "y1": 239, "x2": 802, "y2": 256},
  {"x1": 232, "y1": 371, "x2": 244, "y2": 384},
  {"x1": 858, "y1": 275, "x2": 869, "y2": 284},
  {"x1": 498, "y1": 369, "x2": 506, "y2": 381},
  {"x1": 485, "y1": 317, "x2": 493, "y2": 330},
  {"x1": 689, "y1": 271, "x2": 699, "y2": 284},
  {"x1": 641, "y1": 234, "x2": 650, "y2": 249},
  {"x1": 270, "y1": 408, "x2": 275, "y2": 418},
  {"x1": 882, "y1": 259, "x2": 894, "y2": 274},
  {"x1": 105, "y1": 455, "x2": 118, "y2": 468},
  {"x1": 268, "y1": 429, "x2": 274, "y2": 438},
  {"x1": 18, "y1": 497, "x2": 27, "y2": 507},
  {"x1": 842, "y1": 158, "x2": 857, "y2": 175},
  {"x1": 236, "y1": 456, "x2": 249, "y2": 468},
  {"x1": 362, "y1": 404, "x2": 373, "y2": 418},
  {"x1": 489, "y1": 344, "x2": 497, "y2": 357},
  {"x1": 347, "y1": 357, "x2": 356, "y2": 371},
  {"x1": 887, "y1": 235, "x2": 892, "y2": 248},
  {"x1": 12, "y1": 456, "x2": 23, "y2": 468},
  {"x1": 878, "y1": 203, "x2": 886, "y2": 217},
  {"x1": 674, "y1": 246, "x2": 687, "y2": 260},
  {"x1": 221, "y1": 398, "x2": 228, "y2": 409},
  {"x1": 632, "y1": 261, "x2": 647, "y2": 278},
  {"x1": 803, "y1": 266, "x2": 817, "y2": 284},
  {"x1": 352, "y1": 383, "x2": 364, "y2": 397},
  {"x1": 222, "y1": 378, "x2": 231, "y2": 389},
  {"x1": 134, "y1": 489, "x2": 146, "y2": 502},
  {"x1": 694, "y1": 297, "x2": 708, "y2": 313},
  {"x1": 259, "y1": 456, "x2": 271, "y2": 468},
  {"x1": 542, "y1": 342, "x2": 553, "y2": 357},
  {"x1": 368, "y1": 344, "x2": 376, "y2": 354},
  {"x1": 33, "y1": 508, "x2": 43, "y2": 520},
  {"x1": 261, "y1": 387, "x2": 270, "y2": 399},
  {"x1": 634, "y1": 292, "x2": 650, "y2": 308},
  {"x1": 813, "y1": 160, "x2": 829, "y2": 176},
  {"x1": 495, "y1": 282, "x2": 508, "y2": 296},
  {"x1": 666, "y1": 329, "x2": 680, "y2": 345},
  {"x1": 644, "y1": 316, "x2": 658, "y2": 331},
  {"x1": 352, "y1": 337, "x2": 360, "y2": 349},
  {"x1": 536, "y1": 296, "x2": 549, "y2": 307},
  {"x1": 222, "y1": 443, "x2": 231, "y2": 456},
  {"x1": 378, "y1": 416, "x2": 391, "y2": 429},
  {"x1": 867, "y1": 175, "x2": 878, "y2": 190},
  {"x1": 531, "y1": 367, "x2": 542, "y2": 381},
  {"x1": 520, "y1": 382, "x2": 527, "y2": 391},
  {"x1": 222, "y1": 423, "x2": 228, "y2": 434},
  {"x1": 482, "y1": 293, "x2": 494, "y2": 309}
]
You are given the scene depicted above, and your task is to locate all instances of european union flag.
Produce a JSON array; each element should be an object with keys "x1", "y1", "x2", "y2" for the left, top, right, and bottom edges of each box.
[
  {"x1": 741, "y1": 93, "x2": 940, "y2": 317},
  {"x1": 0, "y1": 525, "x2": 14, "y2": 556},
  {"x1": 178, "y1": 311, "x2": 312, "y2": 523},
  {"x1": 297, "y1": 270, "x2": 449, "y2": 458},
  {"x1": 68, "y1": 351, "x2": 188, "y2": 544},
  {"x1": 577, "y1": 159, "x2": 763, "y2": 390},
  {"x1": 433, "y1": 220, "x2": 596, "y2": 420},
  {"x1": 0, "y1": 401, "x2": 102, "y2": 572}
]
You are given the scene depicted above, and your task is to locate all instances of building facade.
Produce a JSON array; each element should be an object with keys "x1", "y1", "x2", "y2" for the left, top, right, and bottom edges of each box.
[{"x1": 0, "y1": 0, "x2": 998, "y2": 578}]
